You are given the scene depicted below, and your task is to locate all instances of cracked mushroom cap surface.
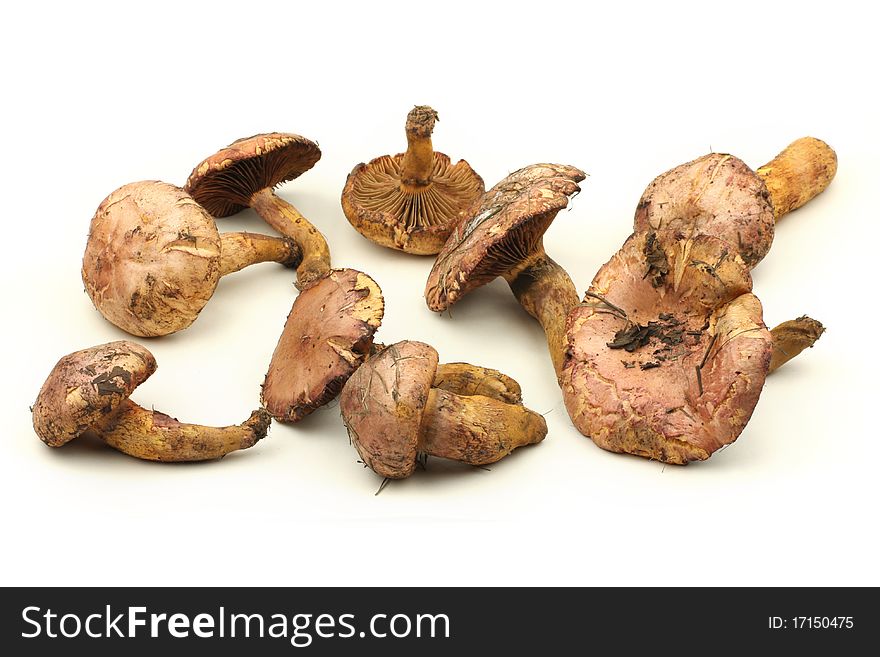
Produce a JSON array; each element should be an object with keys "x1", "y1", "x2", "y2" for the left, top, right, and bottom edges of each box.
[
  {"x1": 633, "y1": 153, "x2": 775, "y2": 268},
  {"x1": 262, "y1": 269, "x2": 384, "y2": 422},
  {"x1": 340, "y1": 341, "x2": 439, "y2": 479},
  {"x1": 425, "y1": 163, "x2": 585, "y2": 311},
  {"x1": 561, "y1": 233, "x2": 772, "y2": 464},
  {"x1": 185, "y1": 133, "x2": 321, "y2": 218},
  {"x1": 32, "y1": 341, "x2": 157, "y2": 447},
  {"x1": 341, "y1": 107, "x2": 484, "y2": 254},
  {"x1": 82, "y1": 181, "x2": 222, "y2": 337}
]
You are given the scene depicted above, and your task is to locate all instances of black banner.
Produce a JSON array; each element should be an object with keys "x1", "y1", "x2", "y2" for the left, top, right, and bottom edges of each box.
[{"x1": 1, "y1": 587, "x2": 874, "y2": 654}]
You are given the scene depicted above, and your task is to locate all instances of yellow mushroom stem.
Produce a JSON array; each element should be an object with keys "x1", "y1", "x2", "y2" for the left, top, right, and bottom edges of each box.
[
  {"x1": 502, "y1": 245, "x2": 580, "y2": 381},
  {"x1": 756, "y1": 137, "x2": 838, "y2": 220},
  {"x1": 92, "y1": 400, "x2": 270, "y2": 462},
  {"x1": 417, "y1": 388, "x2": 547, "y2": 466},
  {"x1": 218, "y1": 232, "x2": 302, "y2": 277},
  {"x1": 768, "y1": 316, "x2": 825, "y2": 373},
  {"x1": 400, "y1": 106, "x2": 439, "y2": 190},
  {"x1": 433, "y1": 363, "x2": 523, "y2": 404},
  {"x1": 249, "y1": 188, "x2": 331, "y2": 289}
]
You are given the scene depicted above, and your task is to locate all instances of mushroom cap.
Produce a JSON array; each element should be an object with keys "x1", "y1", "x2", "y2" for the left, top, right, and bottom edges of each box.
[
  {"x1": 425, "y1": 163, "x2": 585, "y2": 311},
  {"x1": 341, "y1": 153, "x2": 484, "y2": 254},
  {"x1": 82, "y1": 181, "x2": 222, "y2": 337},
  {"x1": 339, "y1": 341, "x2": 440, "y2": 479},
  {"x1": 32, "y1": 341, "x2": 157, "y2": 447},
  {"x1": 262, "y1": 268, "x2": 384, "y2": 422},
  {"x1": 185, "y1": 133, "x2": 321, "y2": 218},
  {"x1": 634, "y1": 153, "x2": 775, "y2": 268},
  {"x1": 561, "y1": 233, "x2": 772, "y2": 464}
]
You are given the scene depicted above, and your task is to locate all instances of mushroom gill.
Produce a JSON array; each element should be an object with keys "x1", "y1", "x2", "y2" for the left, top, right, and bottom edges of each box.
[{"x1": 342, "y1": 105, "x2": 484, "y2": 254}]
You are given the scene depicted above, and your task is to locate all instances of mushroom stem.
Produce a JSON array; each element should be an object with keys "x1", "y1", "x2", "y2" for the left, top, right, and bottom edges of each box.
[
  {"x1": 433, "y1": 363, "x2": 523, "y2": 404},
  {"x1": 502, "y1": 247, "x2": 580, "y2": 380},
  {"x1": 400, "y1": 106, "x2": 438, "y2": 189},
  {"x1": 756, "y1": 137, "x2": 837, "y2": 220},
  {"x1": 417, "y1": 388, "x2": 547, "y2": 466},
  {"x1": 249, "y1": 187, "x2": 331, "y2": 289},
  {"x1": 93, "y1": 400, "x2": 270, "y2": 462},
  {"x1": 768, "y1": 315, "x2": 825, "y2": 373},
  {"x1": 218, "y1": 232, "x2": 302, "y2": 277}
]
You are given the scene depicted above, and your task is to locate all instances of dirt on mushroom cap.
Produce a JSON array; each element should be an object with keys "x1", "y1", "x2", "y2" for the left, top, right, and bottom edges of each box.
[
  {"x1": 262, "y1": 269, "x2": 384, "y2": 423},
  {"x1": 185, "y1": 133, "x2": 321, "y2": 218},
  {"x1": 342, "y1": 153, "x2": 485, "y2": 254},
  {"x1": 82, "y1": 181, "x2": 221, "y2": 337},
  {"x1": 633, "y1": 153, "x2": 775, "y2": 268},
  {"x1": 340, "y1": 340, "x2": 439, "y2": 480},
  {"x1": 32, "y1": 341, "x2": 157, "y2": 447},
  {"x1": 561, "y1": 233, "x2": 771, "y2": 464},
  {"x1": 425, "y1": 163, "x2": 585, "y2": 311}
]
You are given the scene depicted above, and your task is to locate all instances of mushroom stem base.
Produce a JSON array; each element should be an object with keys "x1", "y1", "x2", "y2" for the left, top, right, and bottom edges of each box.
[
  {"x1": 400, "y1": 134, "x2": 434, "y2": 187},
  {"x1": 418, "y1": 389, "x2": 547, "y2": 466},
  {"x1": 433, "y1": 363, "x2": 523, "y2": 404},
  {"x1": 250, "y1": 188, "x2": 331, "y2": 289},
  {"x1": 503, "y1": 249, "x2": 579, "y2": 381},
  {"x1": 756, "y1": 137, "x2": 837, "y2": 220},
  {"x1": 219, "y1": 232, "x2": 302, "y2": 277},
  {"x1": 94, "y1": 400, "x2": 270, "y2": 461}
]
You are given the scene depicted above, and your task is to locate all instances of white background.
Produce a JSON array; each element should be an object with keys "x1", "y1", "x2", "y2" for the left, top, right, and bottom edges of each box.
[{"x1": 2, "y1": 1, "x2": 877, "y2": 586}]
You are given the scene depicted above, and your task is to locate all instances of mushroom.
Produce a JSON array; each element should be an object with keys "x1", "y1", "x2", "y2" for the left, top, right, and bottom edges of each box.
[
  {"x1": 185, "y1": 133, "x2": 330, "y2": 289},
  {"x1": 82, "y1": 181, "x2": 301, "y2": 337},
  {"x1": 634, "y1": 137, "x2": 837, "y2": 268},
  {"x1": 262, "y1": 269, "x2": 384, "y2": 422},
  {"x1": 425, "y1": 164, "x2": 586, "y2": 377},
  {"x1": 339, "y1": 341, "x2": 547, "y2": 479},
  {"x1": 560, "y1": 138, "x2": 837, "y2": 463},
  {"x1": 32, "y1": 341, "x2": 269, "y2": 461},
  {"x1": 562, "y1": 234, "x2": 771, "y2": 464},
  {"x1": 341, "y1": 106, "x2": 485, "y2": 254}
]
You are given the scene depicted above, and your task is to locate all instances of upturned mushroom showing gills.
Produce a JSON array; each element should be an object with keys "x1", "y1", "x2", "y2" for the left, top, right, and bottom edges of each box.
[
  {"x1": 425, "y1": 164, "x2": 586, "y2": 378},
  {"x1": 32, "y1": 342, "x2": 270, "y2": 461},
  {"x1": 341, "y1": 106, "x2": 485, "y2": 254},
  {"x1": 561, "y1": 138, "x2": 837, "y2": 464},
  {"x1": 340, "y1": 341, "x2": 547, "y2": 480},
  {"x1": 262, "y1": 269, "x2": 384, "y2": 423},
  {"x1": 82, "y1": 181, "x2": 301, "y2": 337},
  {"x1": 634, "y1": 137, "x2": 837, "y2": 268},
  {"x1": 185, "y1": 133, "x2": 330, "y2": 289}
]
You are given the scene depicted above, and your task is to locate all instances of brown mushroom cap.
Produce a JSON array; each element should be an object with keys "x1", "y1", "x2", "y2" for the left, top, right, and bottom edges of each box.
[
  {"x1": 340, "y1": 341, "x2": 439, "y2": 479},
  {"x1": 341, "y1": 155, "x2": 484, "y2": 254},
  {"x1": 341, "y1": 106, "x2": 484, "y2": 254},
  {"x1": 185, "y1": 133, "x2": 321, "y2": 218},
  {"x1": 32, "y1": 341, "x2": 157, "y2": 447},
  {"x1": 433, "y1": 362, "x2": 522, "y2": 404},
  {"x1": 425, "y1": 163, "x2": 585, "y2": 311},
  {"x1": 633, "y1": 153, "x2": 775, "y2": 268},
  {"x1": 262, "y1": 269, "x2": 384, "y2": 422},
  {"x1": 561, "y1": 233, "x2": 772, "y2": 464},
  {"x1": 82, "y1": 181, "x2": 222, "y2": 337}
]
